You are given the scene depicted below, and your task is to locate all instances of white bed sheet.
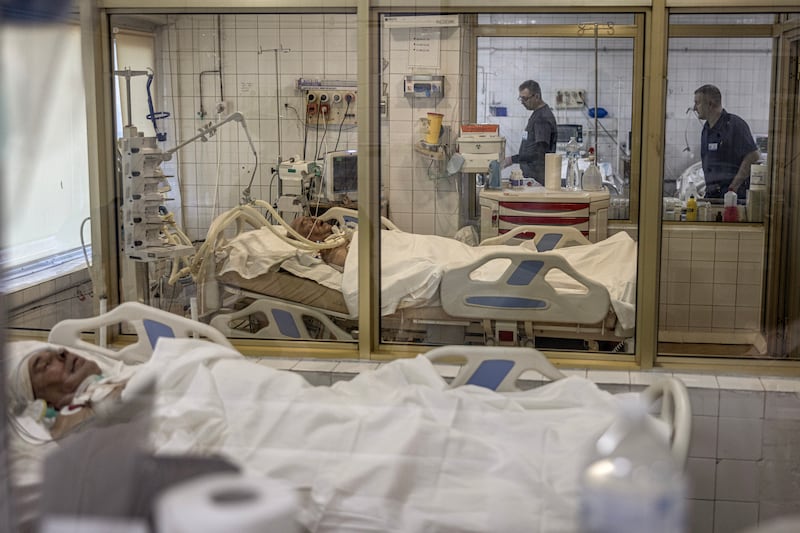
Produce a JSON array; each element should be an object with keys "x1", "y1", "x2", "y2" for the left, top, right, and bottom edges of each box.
[
  {"x1": 218, "y1": 226, "x2": 637, "y2": 329},
  {"x1": 121, "y1": 338, "x2": 626, "y2": 533}
]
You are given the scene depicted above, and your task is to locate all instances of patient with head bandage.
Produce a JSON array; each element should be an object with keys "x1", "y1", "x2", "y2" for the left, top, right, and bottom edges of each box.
[{"x1": 6, "y1": 341, "x2": 130, "y2": 441}]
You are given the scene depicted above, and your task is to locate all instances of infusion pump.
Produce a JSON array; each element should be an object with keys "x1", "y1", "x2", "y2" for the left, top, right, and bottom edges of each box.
[{"x1": 276, "y1": 158, "x2": 321, "y2": 217}]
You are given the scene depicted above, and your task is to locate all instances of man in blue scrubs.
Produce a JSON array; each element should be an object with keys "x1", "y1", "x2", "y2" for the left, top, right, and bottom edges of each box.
[
  {"x1": 507, "y1": 80, "x2": 557, "y2": 186},
  {"x1": 694, "y1": 84, "x2": 760, "y2": 199}
]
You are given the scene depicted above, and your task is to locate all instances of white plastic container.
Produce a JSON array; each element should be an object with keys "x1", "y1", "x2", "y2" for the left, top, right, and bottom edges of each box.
[
  {"x1": 565, "y1": 137, "x2": 581, "y2": 191},
  {"x1": 578, "y1": 397, "x2": 687, "y2": 533}
]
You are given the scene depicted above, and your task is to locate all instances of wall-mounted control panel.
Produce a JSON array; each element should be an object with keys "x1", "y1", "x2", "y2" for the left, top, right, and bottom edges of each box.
[
  {"x1": 404, "y1": 75, "x2": 445, "y2": 98},
  {"x1": 555, "y1": 89, "x2": 586, "y2": 109},
  {"x1": 297, "y1": 79, "x2": 357, "y2": 126}
]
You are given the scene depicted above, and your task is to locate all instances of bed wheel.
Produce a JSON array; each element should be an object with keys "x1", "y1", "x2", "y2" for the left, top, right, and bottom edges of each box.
[
  {"x1": 587, "y1": 340, "x2": 600, "y2": 351},
  {"x1": 484, "y1": 337, "x2": 496, "y2": 346},
  {"x1": 522, "y1": 338, "x2": 535, "y2": 348}
]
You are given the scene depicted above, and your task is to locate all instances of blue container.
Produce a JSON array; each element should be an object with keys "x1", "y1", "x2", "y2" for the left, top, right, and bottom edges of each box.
[{"x1": 490, "y1": 106, "x2": 507, "y2": 117}]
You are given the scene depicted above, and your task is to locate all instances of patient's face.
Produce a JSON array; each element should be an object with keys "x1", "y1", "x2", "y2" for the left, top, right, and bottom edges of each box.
[
  {"x1": 28, "y1": 348, "x2": 102, "y2": 409},
  {"x1": 292, "y1": 216, "x2": 333, "y2": 242}
]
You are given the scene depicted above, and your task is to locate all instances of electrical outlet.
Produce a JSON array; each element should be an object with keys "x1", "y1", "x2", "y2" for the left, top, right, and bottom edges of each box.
[{"x1": 555, "y1": 89, "x2": 586, "y2": 109}]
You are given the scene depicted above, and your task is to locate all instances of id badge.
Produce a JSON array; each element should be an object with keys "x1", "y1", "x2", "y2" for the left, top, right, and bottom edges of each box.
[
  {"x1": 707, "y1": 142, "x2": 718, "y2": 151},
  {"x1": 521, "y1": 131, "x2": 529, "y2": 141}
]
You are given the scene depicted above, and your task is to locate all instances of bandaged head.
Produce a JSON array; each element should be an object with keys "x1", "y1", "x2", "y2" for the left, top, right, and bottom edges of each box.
[{"x1": 4, "y1": 341, "x2": 51, "y2": 414}]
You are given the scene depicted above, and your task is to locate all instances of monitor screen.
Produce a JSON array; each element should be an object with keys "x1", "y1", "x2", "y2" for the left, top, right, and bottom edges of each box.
[
  {"x1": 324, "y1": 150, "x2": 357, "y2": 200},
  {"x1": 557, "y1": 124, "x2": 583, "y2": 144}
]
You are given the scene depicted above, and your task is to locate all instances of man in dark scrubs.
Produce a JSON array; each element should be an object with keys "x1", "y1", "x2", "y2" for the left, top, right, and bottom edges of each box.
[
  {"x1": 694, "y1": 84, "x2": 760, "y2": 199},
  {"x1": 507, "y1": 80, "x2": 558, "y2": 186}
]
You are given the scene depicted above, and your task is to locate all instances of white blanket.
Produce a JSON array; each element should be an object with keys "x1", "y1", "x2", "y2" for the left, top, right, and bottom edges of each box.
[
  {"x1": 344, "y1": 230, "x2": 637, "y2": 329},
  {"x1": 218, "y1": 226, "x2": 637, "y2": 329},
  {"x1": 124, "y1": 338, "x2": 626, "y2": 533}
]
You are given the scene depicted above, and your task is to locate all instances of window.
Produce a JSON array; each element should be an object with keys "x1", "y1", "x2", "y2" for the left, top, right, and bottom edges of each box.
[{"x1": 0, "y1": 22, "x2": 90, "y2": 279}]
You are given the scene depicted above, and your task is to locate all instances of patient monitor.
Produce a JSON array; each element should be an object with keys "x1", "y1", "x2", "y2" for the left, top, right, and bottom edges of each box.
[{"x1": 322, "y1": 150, "x2": 358, "y2": 202}]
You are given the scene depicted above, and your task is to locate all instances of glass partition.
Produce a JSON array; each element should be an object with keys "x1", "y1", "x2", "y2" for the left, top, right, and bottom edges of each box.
[
  {"x1": 659, "y1": 13, "x2": 782, "y2": 359},
  {"x1": 110, "y1": 12, "x2": 359, "y2": 343},
  {"x1": 377, "y1": 12, "x2": 641, "y2": 355}
]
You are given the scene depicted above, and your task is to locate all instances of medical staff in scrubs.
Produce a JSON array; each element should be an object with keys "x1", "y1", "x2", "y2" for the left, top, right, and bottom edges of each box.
[{"x1": 693, "y1": 84, "x2": 760, "y2": 199}]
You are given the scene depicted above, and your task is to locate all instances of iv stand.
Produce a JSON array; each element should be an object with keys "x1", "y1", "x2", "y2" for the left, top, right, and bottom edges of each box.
[{"x1": 577, "y1": 22, "x2": 615, "y2": 161}]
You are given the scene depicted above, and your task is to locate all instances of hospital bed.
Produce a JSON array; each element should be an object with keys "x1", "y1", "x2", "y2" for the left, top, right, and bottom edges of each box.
[
  {"x1": 5, "y1": 303, "x2": 689, "y2": 533},
  {"x1": 195, "y1": 205, "x2": 636, "y2": 350}
]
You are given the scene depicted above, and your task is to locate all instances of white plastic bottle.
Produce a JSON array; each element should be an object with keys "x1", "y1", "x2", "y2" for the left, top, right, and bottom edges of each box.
[
  {"x1": 565, "y1": 136, "x2": 581, "y2": 191},
  {"x1": 578, "y1": 397, "x2": 687, "y2": 533}
]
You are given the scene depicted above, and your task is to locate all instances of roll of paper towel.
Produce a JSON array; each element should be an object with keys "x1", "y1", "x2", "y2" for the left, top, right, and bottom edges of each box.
[
  {"x1": 155, "y1": 473, "x2": 300, "y2": 533},
  {"x1": 545, "y1": 153, "x2": 562, "y2": 191}
]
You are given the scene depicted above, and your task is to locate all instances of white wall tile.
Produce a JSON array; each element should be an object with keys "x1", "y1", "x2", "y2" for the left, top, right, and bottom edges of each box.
[
  {"x1": 714, "y1": 239, "x2": 739, "y2": 262},
  {"x1": 711, "y1": 306, "x2": 735, "y2": 331},
  {"x1": 718, "y1": 417, "x2": 763, "y2": 460},
  {"x1": 691, "y1": 238, "x2": 715, "y2": 261},
  {"x1": 689, "y1": 305, "x2": 713, "y2": 330},
  {"x1": 713, "y1": 501, "x2": 758, "y2": 533},
  {"x1": 734, "y1": 307, "x2": 760, "y2": 331},
  {"x1": 714, "y1": 261, "x2": 738, "y2": 284},
  {"x1": 715, "y1": 460, "x2": 760, "y2": 501},
  {"x1": 689, "y1": 415, "x2": 718, "y2": 458},
  {"x1": 691, "y1": 261, "x2": 715, "y2": 284},
  {"x1": 712, "y1": 284, "x2": 736, "y2": 307},
  {"x1": 687, "y1": 457, "x2": 717, "y2": 499}
]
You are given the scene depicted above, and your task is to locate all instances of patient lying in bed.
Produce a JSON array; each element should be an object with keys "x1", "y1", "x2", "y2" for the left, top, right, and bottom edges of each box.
[
  {"x1": 6, "y1": 343, "x2": 131, "y2": 440},
  {"x1": 262, "y1": 216, "x2": 636, "y2": 329},
  {"x1": 289, "y1": 215, "x2": 350, "y2": 269},
  {"x1": 6, "y1": 337, "x2": 636, "y2": 533}
]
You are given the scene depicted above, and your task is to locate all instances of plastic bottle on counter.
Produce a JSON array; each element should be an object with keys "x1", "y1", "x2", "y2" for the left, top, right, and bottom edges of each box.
[
  {"x1": 578, "y1": 397, "x2": 687, "y2": 533},
  {"x1": 685, "y1": 195, "x2": 697, "y2": 222},
  {"x1": 582, "y1": 156, "x2": 603, "y2": 191},
  {"x1": 723, "y1": 190, "x2": 739, "y2": 222},
  {"x1": 565, "y1": 136, "x2": 581, "y2": 191},
  {"x1": 510, "y1": 169, "x2": 523, "y2": 189}
]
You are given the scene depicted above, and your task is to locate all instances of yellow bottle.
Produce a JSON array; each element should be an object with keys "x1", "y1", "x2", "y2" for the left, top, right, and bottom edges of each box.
[{"x1": 686, "y1": 195, "x2": 697, "y2": 222}]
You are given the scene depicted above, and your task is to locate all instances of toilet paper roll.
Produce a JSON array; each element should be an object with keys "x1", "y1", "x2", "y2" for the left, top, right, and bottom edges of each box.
[
  {"x1": 545, "y1": 153, "x2": 562, "y2": 191},
  {"x1": 155, "y1": 473, "x2": 300, "y2": 533}
]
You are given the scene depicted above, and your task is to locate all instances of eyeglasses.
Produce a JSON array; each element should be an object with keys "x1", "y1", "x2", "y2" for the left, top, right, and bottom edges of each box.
[{"x1": 518, "y1": 94, "x2": 533, "y2": 103}]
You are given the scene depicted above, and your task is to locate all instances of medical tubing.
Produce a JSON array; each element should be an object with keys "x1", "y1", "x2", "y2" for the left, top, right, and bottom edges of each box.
[
  {"x1": 188, "y1": 200, "x2": 346, "y2": 287},
  {"x1": 333, "y1": 100, "x2": 350, "y2": 152},
  {"x1": 79, "y1": 216, "x2": 94, "y2": 288},
  {"x1": 145, "y1": 70, "x2": 170, "y2": 141}
]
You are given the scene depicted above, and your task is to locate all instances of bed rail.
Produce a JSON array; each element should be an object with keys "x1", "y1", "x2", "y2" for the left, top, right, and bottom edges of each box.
[
  {"x1": 48, "y1": 302, "x2": 233, "y2": 364},
  {"x1": 424, "y1": 345, "x2": 691, "y2": 467},
  {"x1": 440, "y1": 249, "x2": 611, "y2": 324},
  {"x1": 424, "y1": 345, "x2": 565, "y2": 391},
  {"x1": 641, "y1": 376, "x2": 692, "y2": 468}
]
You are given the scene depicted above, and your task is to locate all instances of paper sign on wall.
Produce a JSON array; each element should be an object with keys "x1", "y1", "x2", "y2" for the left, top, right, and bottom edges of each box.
[{"x1": 408, "y1": 28, "x2": 440, "y2": 69}]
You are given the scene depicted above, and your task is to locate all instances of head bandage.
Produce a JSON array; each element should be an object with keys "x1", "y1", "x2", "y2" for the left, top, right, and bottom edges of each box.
[{"x1": 4, "y1": 341, "x2": 59, "y2": 414}]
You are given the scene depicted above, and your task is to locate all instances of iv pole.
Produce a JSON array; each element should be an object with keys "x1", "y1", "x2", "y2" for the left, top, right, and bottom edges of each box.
[{"x1": 577, "y1": 21, "x2": 615, "y2": 160}]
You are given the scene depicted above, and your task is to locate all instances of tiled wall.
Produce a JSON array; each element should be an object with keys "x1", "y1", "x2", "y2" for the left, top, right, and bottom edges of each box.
[
  {"x1": 660, "y1": 225, "x2": 765, "y2": 345},
  {"x1": 479, "y1": 35, "x2": 634, "y2": 177},
  {"x1": 256, "y1": 356, "x2": 800, "y2": 533},
  {"x1": 150, "y1": 13, "x2": 471, "y2": 241},
  {"x1": 3, "y1": 267, "x2": 94, "y2": 331},
  {"x1": 383, "y1": 24, "x2": 467, "y2": 236},
  {"x1": 663, "y1": 37, "x2": 772, "y2": 189},
  {"x1": 153, "y1": 14, "x2": 358, "y2": 242}
]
